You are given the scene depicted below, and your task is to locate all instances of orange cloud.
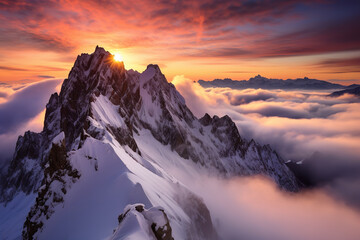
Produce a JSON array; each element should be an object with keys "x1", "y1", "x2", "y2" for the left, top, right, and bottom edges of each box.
[{"x1": 1, "y1": 0, "x2": 360, "y2": 82}]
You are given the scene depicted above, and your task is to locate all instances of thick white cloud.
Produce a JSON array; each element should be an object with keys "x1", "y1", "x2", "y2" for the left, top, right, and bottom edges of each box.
[
  {"x1": 189, "y1": 175, "x2": 360, "y2": 240},
  {"x1": 0, "y1": 79, "x2": 62, "y2": 134},
  {"x1": 172, "y1": 76, "x2": 360, "y2": 158},
  {"x1": 172, "y1": 76, "x2": 360, "y2": 208},
  {"x1": 0, "y1": 79, "x2": 62, "y2": 165}
]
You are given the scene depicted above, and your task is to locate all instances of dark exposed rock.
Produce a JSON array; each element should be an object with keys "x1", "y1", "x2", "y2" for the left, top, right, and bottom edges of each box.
[
  {"x1": 44, "y1": 93, "x2": 60, "y2": 138},
  {"x1": 209, "y1": 114, "x2": 247, "y2": 157},
  {"x1": 14, "y1": 131, "x2": 42, "y2": 161},
  {"x1": 115, "y1": 205, "x2": 174, "y2": 240},
  {"x1": 151, "y1": 210, "x2": 174, "y2": 240},
  {"x1": 108, "y1": 126, "x2": 141, "y2": 155},
  {"x1": 0, "y1": 131, "x2": 43, "y2": 203},
  {"x1": 117, "y1": 208, "x2": 131, "y2": 224},
  {"x1": 22, "y1": 138, "x2": 80, "y2": 239},
  {"x1": 199, "y1": 113, "x2": 212, "y2": 126},
  {"x1": 135, "y1": 205, "x2": 144, "y2": 212}
]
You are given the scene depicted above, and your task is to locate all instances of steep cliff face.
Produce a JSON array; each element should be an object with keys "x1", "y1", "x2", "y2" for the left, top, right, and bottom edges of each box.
[
  {"x1": 1, "y1": 131, "x2": 43, "y2": 203},
  {"x1": 0, "y1": 46, "x2": 299, "y2": 239},
  {"x1": 22, "y1": 133, "x2": 80, "y2": 239}
]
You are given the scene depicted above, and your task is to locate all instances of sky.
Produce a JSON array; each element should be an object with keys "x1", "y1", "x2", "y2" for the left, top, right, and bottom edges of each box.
[
  {"x1": 0, "y1": 0, "x2": 360, "y2": 83},
  {"x1": 1, "y1": 1, "x2": 360, "y2": 238}
]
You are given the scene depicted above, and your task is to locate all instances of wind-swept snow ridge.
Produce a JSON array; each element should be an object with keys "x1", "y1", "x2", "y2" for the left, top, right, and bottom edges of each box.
[{"x1": 1, "y1": 46, "x2": 299, "y2": 240}]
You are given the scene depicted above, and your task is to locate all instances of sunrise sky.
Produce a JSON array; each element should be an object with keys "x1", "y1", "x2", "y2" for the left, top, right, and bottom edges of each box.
[
  {"x1": 1, "y1": 0, "x2": 360, "y2": 84},
  {"x1": 1, "y1": 2, "x2": 360, "y2": 239}
]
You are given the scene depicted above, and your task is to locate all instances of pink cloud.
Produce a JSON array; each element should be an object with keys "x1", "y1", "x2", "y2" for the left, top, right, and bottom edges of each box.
[
  {"x1": 172, "y1": 76, "x2": 360, "y2": 207},
  {"x1": 177, "y1": 173, "x2": 360, "y2": 240}
]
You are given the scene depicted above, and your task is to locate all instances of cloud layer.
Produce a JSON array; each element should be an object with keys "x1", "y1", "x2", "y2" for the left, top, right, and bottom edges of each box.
[
  {"x1": 191, "y1": 176, "x2": 360, "y2": 240},
  {"x1": 172, "y1": 76, "x2": 360, "y2": 207},
  {"x1": 0, "y1": 79, "x2": 62, "y2": 165}
]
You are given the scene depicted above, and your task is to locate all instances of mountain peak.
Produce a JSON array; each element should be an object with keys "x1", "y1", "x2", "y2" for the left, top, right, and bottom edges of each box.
[
  {"x1": 140, "y1": 63, "x2": 169, "y2": 90},
  {"x1": 146, "y1": 63, "x2": 160, "y2": 71},
  {"x1": 94, "y1": 45, "x2": 107, "y2": 55},
  {"x1": 71, "y1": 46, "x2": 125, "y2": 81}
]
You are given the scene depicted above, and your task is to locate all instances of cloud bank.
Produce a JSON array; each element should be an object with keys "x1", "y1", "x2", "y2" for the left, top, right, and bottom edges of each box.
[
  {"x1": 167, "y1": 159, "x2": 360, "y2": 240},
  {"x1": 191, "y1": 176, "x2": 360, "y2": 240},
  {"x1": 0, "y1": 79, "x2": 62, "y2": 165},
  {"x1": 172, "y1": 76, "x2": 360, "y2": 208}
]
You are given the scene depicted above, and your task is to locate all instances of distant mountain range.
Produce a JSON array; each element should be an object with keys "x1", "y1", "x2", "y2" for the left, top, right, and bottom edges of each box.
[
  {"x1": 329, "y1": 86, "x2": 360, "y2": 97},
  {"x1": 198, "y1": 75, "x2": 359, "y2": 90}
]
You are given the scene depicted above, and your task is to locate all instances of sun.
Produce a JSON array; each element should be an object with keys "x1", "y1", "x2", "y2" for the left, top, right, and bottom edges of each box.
[{"x1": 113, "y1": 53, "x2": 123, "y2": 62}]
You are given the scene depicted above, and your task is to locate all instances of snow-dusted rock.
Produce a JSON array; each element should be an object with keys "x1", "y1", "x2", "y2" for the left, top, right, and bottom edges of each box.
[{"x1": 111, "y1": 204, "x2": 173, "y2": 240}]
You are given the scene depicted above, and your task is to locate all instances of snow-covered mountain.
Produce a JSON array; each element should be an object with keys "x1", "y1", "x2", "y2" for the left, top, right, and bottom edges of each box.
[{"x1": 0, "y1": 46, "x2": 299, "y2": 240}]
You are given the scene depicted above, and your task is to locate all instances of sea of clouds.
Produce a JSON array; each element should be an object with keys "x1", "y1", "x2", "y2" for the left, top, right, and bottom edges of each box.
[
  {"x1": 1, "y1": 76, "x2": 360, "y2": 239},
  {"x1": 172, "y1": 76, "x2": 360, "y2": 239}
]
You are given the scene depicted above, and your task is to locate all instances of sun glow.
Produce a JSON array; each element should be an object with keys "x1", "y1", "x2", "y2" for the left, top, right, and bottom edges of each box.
[{"x1": 113, "y1": 53, "x2": 123, "y2": 62}]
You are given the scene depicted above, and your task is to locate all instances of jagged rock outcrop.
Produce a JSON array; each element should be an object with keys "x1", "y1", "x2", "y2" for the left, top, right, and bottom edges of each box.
[
  {"x1": 0, "y1": 131, "x2": 43, "y2": 203},
  {"x1": 22, "y1": 133, "x2": 80, "y2": 239},
  {"x1": 112, "y1": 204, "x2": 174, "y2": 240}
]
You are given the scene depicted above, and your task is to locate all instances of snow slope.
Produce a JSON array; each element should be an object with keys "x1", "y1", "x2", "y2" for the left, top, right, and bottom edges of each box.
[{"x1": 36, "y1": 95, "x2": 215, "y2": 239}]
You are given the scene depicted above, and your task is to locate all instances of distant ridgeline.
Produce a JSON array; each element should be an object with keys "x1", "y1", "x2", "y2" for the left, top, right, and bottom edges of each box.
[
  {"x1": 328, "y1": 86, "x2": 360, "y2": 97},
  {"x1": 198, "y1": 75, "x2": 360, "y2": 90}
]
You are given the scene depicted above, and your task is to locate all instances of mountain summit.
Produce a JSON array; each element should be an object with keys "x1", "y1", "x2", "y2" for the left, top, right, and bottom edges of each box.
[{"x1": 0, "y1": 46, "x2": 299, "y2": 240}]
